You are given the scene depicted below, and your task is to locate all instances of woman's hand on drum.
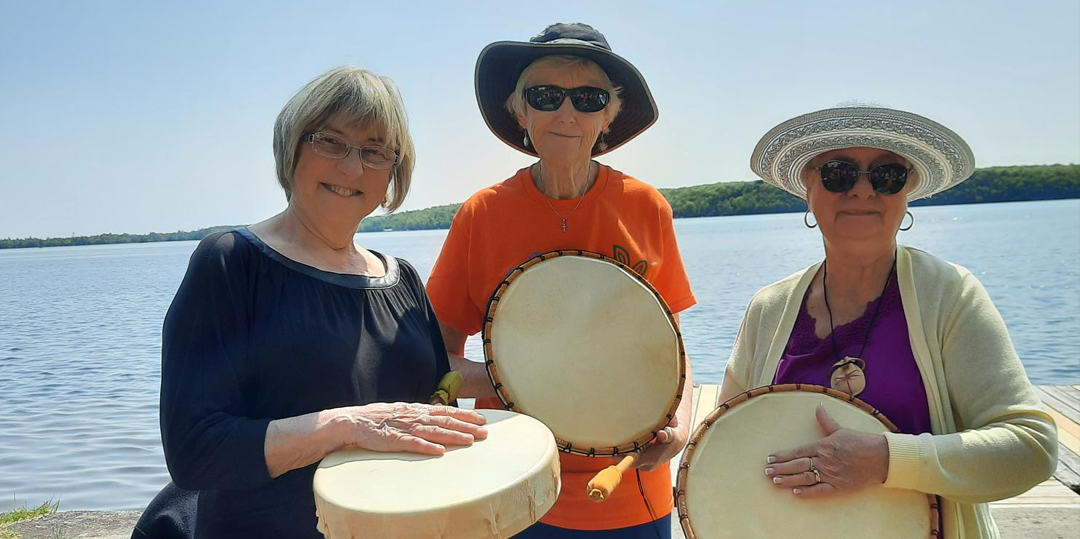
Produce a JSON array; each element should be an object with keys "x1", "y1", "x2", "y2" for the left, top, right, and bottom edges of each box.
[
  {"x1": 764, "y1": 405, "x2": 889, "y2": 497},
  {"x1": 339, "y1": 403, "x2": 488, "y2": 456},
  {"x1": 635, "y1": 414, "x2": 689, "y2": 472}
]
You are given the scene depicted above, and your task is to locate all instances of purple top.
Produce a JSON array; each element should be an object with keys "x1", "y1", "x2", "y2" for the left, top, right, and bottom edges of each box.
[{"x1": 774, "y1": 272, "x2": 932, "y2": 435}]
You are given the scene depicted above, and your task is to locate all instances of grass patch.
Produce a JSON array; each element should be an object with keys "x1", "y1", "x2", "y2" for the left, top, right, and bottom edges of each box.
[{"x1": 0, "y1": 500, "x2": 59, "y2": 538}]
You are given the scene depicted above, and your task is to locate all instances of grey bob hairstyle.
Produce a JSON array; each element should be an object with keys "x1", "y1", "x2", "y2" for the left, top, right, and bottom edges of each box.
[{"x1": 273, "y1": 66, "x2": 415, "y2": 212}]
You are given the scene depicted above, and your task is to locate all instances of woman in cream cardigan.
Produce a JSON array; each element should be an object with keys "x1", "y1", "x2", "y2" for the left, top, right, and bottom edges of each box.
[{"x1": 721, "y1": 103, "x2": 1058, "y2": 538}]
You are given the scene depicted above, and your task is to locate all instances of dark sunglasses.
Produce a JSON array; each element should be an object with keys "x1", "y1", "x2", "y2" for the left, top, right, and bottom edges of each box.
[
  {"x1": 818, "y1": 161, "x2": 911, "y2": 195},
  {"x1": 523, "y1": 85, "x2": 610, "y2": 113}
]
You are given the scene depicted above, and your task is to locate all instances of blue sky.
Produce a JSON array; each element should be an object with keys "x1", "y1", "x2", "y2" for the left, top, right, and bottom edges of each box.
[{"x1": 2, "y1": 1, "x2": 1078, "y2": 238}]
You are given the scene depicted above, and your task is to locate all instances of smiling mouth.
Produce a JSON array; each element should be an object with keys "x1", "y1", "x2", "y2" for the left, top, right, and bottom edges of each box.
[
  {"x1": 321, "y1": 183, "x2": 362, "y2": 198},
  {"x1": 839, "y1": 210, "x2": 880, "y2": 216},
  {"x1": 549, "y1": 133, "x2": 581, "y2": 138}
]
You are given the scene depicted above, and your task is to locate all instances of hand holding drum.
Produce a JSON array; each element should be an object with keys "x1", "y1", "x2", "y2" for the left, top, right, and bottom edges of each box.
[
  {"x1": 676, "y1": 385, "x2": 937, "y2": 539},
  {"x1": 312, "y1": 371, "x2": 562, "y2": 539}
]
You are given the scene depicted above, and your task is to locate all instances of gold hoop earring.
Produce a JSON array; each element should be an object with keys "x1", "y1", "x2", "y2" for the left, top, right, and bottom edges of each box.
[
  {"x1": 899, "y1": 210, "x2": 914, "y2": 231},
  {"x1": 804, "y1": 210, "x2": 818, "y2": 229}
]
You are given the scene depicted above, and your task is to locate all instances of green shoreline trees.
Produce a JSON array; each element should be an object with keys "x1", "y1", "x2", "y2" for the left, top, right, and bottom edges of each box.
[
  {"x1": 358, "y1": 164, "x2": 1079, "y2": 231},
  {"x1": 2, "y1": 164, "x2": 1076, "y2": 249}
]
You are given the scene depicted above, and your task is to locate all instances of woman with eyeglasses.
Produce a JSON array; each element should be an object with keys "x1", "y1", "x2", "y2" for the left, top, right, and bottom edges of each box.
[
  {"x1": 720, "y1": 103, "x2": 1057, "y2": 538},
  {"x1": 426, "y1": 23, "x2": 696, "y2": 539},
  {"x1": 134, "y1": 67, "x2": 487, "y2": 539}
]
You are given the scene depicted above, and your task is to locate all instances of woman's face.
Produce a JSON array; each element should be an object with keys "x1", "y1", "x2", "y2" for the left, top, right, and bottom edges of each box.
[
  {"x1": 289, "y1": 117, "x2": 393, "y2": 238},
  {"x1": 804, "y1": 147, "x2": 913, "y2": 249},
  {"x1": 516, "y1": 62, "x2": 612, "y2": 165}
]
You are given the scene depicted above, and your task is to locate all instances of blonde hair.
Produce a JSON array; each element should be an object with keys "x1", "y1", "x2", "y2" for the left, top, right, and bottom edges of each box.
[
  {"x1": 273, "y1": 66, "x2": 415, "y2": 212},
  {"x1": 504, "y1": 55, "x2": 622, "y2": 151}
]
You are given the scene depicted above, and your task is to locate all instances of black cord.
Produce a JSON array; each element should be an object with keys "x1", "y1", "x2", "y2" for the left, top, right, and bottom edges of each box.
[
  {"x1": 822, "y1": 258, "x2": 896, "y2": 363},
  {"x1": 634, "y1": 469, "x2": 664, "y2": 539}
]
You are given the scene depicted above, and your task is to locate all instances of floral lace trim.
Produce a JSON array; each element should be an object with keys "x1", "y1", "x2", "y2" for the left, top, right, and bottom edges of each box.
[{"x1": 787, "y1": 272, "x2": 902, "y2": 355}]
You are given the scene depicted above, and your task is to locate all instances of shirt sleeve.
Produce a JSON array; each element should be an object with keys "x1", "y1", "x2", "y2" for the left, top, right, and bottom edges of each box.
[
  {"x1": 426, "y1": 201, "x2": 486, "y2": 336},
  {"x1": 159, "y1": 232, "x2": 273, "y2": 491},
  {"x1": 400, "y1": 259, "x2": 452, "y2": 385},
  {"x1": 651, "y1": 196, "x2": 696, "y2": 314},
  {"x1": 882, "y1": 273, "x2": 1058, "y2": 503}
]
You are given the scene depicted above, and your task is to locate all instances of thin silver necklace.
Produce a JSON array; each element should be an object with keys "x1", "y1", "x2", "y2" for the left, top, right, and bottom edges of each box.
[{"x1": 536, "y1": 163, "x2": 593, "y2": 233}]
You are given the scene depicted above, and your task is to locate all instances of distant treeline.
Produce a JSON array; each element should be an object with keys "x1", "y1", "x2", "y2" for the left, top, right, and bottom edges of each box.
[
  {"x1": 358, "y1": 203, "x2": 463, "y2": 233},
  {"x1": 359, "y1": 164, "x2": 1079, "y2": 231},
  {"x1": 0, "y1": 226, "x2": 238, "y2": 250},
  {"x1": 2, "y1": 165, "x2": 1076, "y2": 248}
]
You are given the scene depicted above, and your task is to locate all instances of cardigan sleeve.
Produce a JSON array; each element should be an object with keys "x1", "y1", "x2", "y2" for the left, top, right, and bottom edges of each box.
[
  {"x1": 159, "y1": 232, "x2": 273, "y2": 491},
  {"x1": 882, "y1": 272, "x2": 1058, "y2": 503},
  {"x1": 725, "y1": 294, "x2": 764, "y2": 391}
]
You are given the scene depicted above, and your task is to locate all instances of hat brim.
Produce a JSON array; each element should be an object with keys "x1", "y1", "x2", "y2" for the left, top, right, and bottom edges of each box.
[
  {"x1": 475, "y1": 40, "x2": 658, "y2": 157},
  {"x1": 749, "y1": 107, "x2": 976, "y2": 201}
]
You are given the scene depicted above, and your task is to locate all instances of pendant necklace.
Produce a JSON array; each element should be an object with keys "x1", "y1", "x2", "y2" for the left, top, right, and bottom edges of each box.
[
  {"x1": 536, "y1": 163, "x2": 592, "y2": 233},
  {"x1": 822, "y1": 258, "x2": 895, "y2": 397}
]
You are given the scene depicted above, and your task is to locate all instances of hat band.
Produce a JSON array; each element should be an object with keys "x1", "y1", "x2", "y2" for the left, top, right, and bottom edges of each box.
[{"x1": 530, "y1": 37, "x2": 610, "y2": 51}]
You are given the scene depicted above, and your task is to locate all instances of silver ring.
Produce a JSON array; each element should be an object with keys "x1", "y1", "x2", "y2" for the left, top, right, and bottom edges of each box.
[{"x1": 808, "y1": 457, "x2": 822, "y2": 484}]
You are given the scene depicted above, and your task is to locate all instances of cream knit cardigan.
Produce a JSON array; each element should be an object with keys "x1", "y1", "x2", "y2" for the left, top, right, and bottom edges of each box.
[{"x1": 726, "y1": 245, "x2": 1058, "y2": 539}]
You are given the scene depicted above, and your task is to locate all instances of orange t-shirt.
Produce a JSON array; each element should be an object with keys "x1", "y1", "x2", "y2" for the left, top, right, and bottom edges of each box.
[{"x1": 426, "y1": 164, "x2": 696, "y2": 530}]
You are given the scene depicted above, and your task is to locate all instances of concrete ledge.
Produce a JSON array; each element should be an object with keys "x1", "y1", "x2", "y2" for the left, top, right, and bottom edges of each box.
[{"x1": 4, "y1": 510, "x2": 139, "y2": 539}]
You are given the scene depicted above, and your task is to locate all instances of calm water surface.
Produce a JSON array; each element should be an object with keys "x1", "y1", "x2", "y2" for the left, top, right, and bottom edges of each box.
[{"x1": 1, "y1": 200, "x2": 1077, "y2": 511}]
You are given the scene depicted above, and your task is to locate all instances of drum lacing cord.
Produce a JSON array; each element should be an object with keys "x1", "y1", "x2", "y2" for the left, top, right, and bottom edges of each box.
[{"x1": 634, "y1": 469, "x2": 663, "y2": 539}]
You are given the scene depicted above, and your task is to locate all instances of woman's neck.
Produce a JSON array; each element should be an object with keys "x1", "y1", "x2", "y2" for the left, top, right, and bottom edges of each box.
[
  {"x1": 277, "y1": 205, "x2": 359, "y2": 253},
  {"x1": 821, "y1": 239, "x2": 897, "y2": 306},
  {"x1": 253, "y1": 207, "x2": 384, "y2": 277},
  {"x1": 533, "y1": 159, "x2": 596, "y2": 199}
]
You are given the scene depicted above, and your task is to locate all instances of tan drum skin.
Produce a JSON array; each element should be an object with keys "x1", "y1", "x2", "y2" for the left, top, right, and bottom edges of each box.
[
  {"x1": 313, "y1": 409, "x2": 561, "y2": 539},
  {"x1": 482, "y1": 250, "x2": 686, "y2": 457},
  {"x1": 677, "y1": 384, "x2": 938, "y2": 539}
]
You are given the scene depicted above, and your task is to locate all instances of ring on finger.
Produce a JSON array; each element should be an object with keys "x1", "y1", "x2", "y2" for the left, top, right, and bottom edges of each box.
[{"x1": 811, "y1": 467, "x2": 822, "y2": 484}]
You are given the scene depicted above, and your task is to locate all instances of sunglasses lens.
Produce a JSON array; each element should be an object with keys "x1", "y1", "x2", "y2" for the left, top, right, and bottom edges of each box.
[
  {"x1": 525, "y1": 86, "x2": 609, "y2": 113},
  {"x1": 819, "y1": 161, "x2": 858, "y2": 192},
  {"x1": 524, "y1": 86, "x2": 565, "y2": 112},
  {"x1": 869, "y1": 164, "x2": 909, "y2": 194},
  {"x1": 569, "y1": 87, "x2": 610, "y2": 113}
]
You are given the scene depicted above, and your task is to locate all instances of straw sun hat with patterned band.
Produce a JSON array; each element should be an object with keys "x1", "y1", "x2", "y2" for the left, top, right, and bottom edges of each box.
[
  {"x1": 750, "y1": 101, "x2": 976, "y2": 201},
  {"x1": 475, "y1": 22, "x2": 658, "y2": 157}
]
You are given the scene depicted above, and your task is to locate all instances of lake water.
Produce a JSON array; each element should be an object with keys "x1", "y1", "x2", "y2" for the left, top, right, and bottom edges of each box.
[{"x1": 1, "y1": 199, "x2": 1077, "y2": 512}]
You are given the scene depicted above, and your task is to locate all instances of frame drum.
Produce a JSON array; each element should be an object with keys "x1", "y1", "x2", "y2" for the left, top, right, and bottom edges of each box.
[
  {"x1": 482, "y1": 250, "x2": 686, "y2": 457},
  {"x1": 677, "y1": 384, "x2": 937, "y2": 539},
  {"x1": 313, "y1": 409, "x2": 561, "y2": 539}
]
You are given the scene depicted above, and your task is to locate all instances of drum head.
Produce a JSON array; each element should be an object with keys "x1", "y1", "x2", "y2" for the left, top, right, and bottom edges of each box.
[
  {"x1": 313, "y1": 410, "x2": 561, "y2": 539},
  {"x1": 483, "y1": 251, "x2": 685, "y2": 456},
  {"x1": 677, "y1": 385, "x2": 936, "y2": 539}
]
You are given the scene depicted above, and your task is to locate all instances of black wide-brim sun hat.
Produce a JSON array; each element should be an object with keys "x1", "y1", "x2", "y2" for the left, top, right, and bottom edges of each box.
[{"x1": 475, "y1": 23, "x2": 658, "y2": 157}]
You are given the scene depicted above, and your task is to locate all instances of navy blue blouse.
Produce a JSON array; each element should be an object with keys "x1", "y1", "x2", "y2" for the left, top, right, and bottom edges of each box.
[{"x1": 159, "y1": 228, "x2": 449, "y2": 538}]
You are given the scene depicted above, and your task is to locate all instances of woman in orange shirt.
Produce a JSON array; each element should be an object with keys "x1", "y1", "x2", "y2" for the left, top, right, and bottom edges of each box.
[{"x1": 427, "y1": 23, "x2": 696, "y2": 538}]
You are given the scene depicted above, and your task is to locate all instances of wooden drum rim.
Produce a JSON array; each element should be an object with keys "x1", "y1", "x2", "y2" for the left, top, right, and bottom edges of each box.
[
  {"x1": 675, "y1": 383, "x2": 940, "y2": 539},
  {"x1": 481, "y1": 249, "x2": 687, "y2": 457}
]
